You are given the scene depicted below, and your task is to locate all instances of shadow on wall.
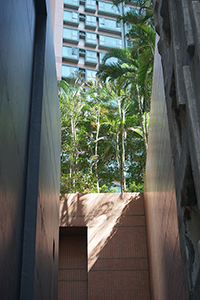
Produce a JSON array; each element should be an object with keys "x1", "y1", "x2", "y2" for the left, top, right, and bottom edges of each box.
[
  {"x1": 144, "y1": 35, "x2": 186, "y2": 300},
  {"x1": 60, "y1": 193, "x2": 137, "y2": 269},
  {"x1": 59, "y1": 193, "x2": 151, "y2": 300}
]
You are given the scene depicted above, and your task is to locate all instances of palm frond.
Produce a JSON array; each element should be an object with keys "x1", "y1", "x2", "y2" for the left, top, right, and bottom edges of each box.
[
  {"x1": 98, "y1": 63, "x2": 135, "y2": 81},
  {"x1": 102, "y1": 48, "x2": 137, "y2": 67}
]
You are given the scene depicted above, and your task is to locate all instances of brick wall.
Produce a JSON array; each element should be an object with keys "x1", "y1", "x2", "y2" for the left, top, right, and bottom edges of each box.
[{"x1": 0, "y1": 1, "x2": 60, "y2": 299}]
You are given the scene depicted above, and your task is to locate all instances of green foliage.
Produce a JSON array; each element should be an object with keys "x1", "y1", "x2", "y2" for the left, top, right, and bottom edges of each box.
[
  {"x1": 97, "y1": 0, "x2": 155, "y2": 151},
  {"x1": 99, "y1": 184, "x2": 119, "y2": 193},
  {"x1": 59, "y1": 1, "x2": 154, "y2": 194},
  {"x1": 59, "y1": 79, "x2": 146, "y2": 194}
]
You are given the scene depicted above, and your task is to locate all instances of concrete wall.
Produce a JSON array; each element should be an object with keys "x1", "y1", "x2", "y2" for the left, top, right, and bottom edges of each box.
[
  {"x1": 0, "y1": 1, "x2": 60, "y2": 299},
  {"x1": 59, "y1": 193, "x2": 151, "y2": 300},
  {"x1": 149, "y1": 1, "x2": 200, "y2": 298},
  {"x1": 144, "y1": 35, "x2": 186, "y2": 300},
  {"x1": 0, "y1": 2, "x2": 35, "y2": 298}
]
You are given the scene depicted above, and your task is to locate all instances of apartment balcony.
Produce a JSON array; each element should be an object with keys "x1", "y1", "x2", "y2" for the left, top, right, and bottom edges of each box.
[
  {"x1": 85, "y1": 0, "x2": 96, "y2": 12},
  {"x1": 99, "y1": 34, "x2": 122, "y2": 50},
  {"x1": 98, "y1": 17, "x2": 121, "y2": 35},
  {"x1": 98, "y1": 1, "x2": 120, "y2": 17},
  {"x1": 62, "y1": 46, "x2": 79, "y2": 63},
  {"x1": 64, "y1": 0, "x2": 79, "y2": 10},
  {"x1": 85, "y1": 32, "x2": 97, "y2": 47},
  {"x1": 63, "y1": 10, "x2": 79, "y2": 27},
  {"x1": 62, "y1": 65, "x2": 78, "y2": 79},
  {"x1": 85, "y1": 15, "x2": 96, "y2": 30},
  {"x1": 85, "y1": 50, "x2": 97, "y2": 65},
  {"x1": 63, "y1": 28, "x2": 79, "y2": 44}
]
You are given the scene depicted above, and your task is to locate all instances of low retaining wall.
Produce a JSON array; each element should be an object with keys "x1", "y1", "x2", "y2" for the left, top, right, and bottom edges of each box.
[{"x1": 58, "y1": 193, "x2": 151, "y2": 300}]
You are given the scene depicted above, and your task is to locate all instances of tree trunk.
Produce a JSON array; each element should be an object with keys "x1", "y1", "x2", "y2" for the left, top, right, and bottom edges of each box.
[
  {"x1": 118, "y1": 98, "x2": 123, "y2": 193},
  {"x1": 122, "y1": 106, "x2": 126, "y2": 192},
  {"x1": 71, "y1": 116, "x2": 77, "y2": 192},
  {"x1": 116, "y1": 133, "x2": 122, "y2": 192},
  {"x1": 136, "y1": 85, "x2": 148, "y2": 151},
  {"x1": 95, "y1": 107, "x2": 100, "y2": 193}
]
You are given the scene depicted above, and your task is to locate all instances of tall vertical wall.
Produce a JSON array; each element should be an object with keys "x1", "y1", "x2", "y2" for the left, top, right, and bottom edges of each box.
[
  {"x1": 144, "y1": 35, "x2": 186, "y2": 300},
  {"x1": 0, "y1": 1, "x2": 60, "y2": 299},
  {"x1": 149, "y1": 0, "x2": 200, "y2": 299},
  {"x1": 146, "y1": 0, "x2": 200, "y2": 298}
]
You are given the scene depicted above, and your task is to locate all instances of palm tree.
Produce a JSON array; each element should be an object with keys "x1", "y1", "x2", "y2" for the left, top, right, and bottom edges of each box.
[
  {"x1": 98, "y1": 48, "x2": 151, "y2": 150},
  {"x1": 59, "y1": 79, "x2": 86, "y2": 192},
  {"x1": 97, "y1": 1, "x2": 155, "y2": 150}
]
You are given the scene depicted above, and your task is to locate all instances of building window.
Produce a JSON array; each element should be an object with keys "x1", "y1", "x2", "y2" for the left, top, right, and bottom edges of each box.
[
  {"x1": 85, "y1": 15, "x2": 96, "y2": 28},
  {"x1": 72, "y1": 47, "x2": 77, "y2": 55},
  {"x1": 99, "y1": 18, "x2": 105, "y2": 26},
  {"x1": 63, "y1": 28, "x2": 79, "y2": 44},
  {"x1": 98, "y1": 1, "x2": 120, "y2": 16},
  {"x1": 85, "y1": 0, "x2": 96, "y2": 12},
  {"x1": 63, "y1": 10, "x2": 79, "y2": 26},
  {"x1": 98, "y1": 17, "x2": 121, "y2": 33},
  {"x1": 85, "y1": 50, "x2": 97, "y2": 65},
  {"x1": 62, "y1": 65, "x2": 78, "y2": 79},
  {"x1": 99, "y1": 35, "x2": 122, "y2": 49},
  {"x1": 64, "y1": 0, "x2": 79, "y2": 9},
  {"x1": 86, "y1": 69, "x2": 97, "y2": 80},
  {"x1": 62, "y1": 46, "x2": 79, "y2": 62},
  {"x1": 85, "y1": 32, "x2": 97, "y2": 47}
]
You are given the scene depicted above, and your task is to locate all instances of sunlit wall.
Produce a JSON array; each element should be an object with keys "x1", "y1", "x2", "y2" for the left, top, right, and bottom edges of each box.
[
  {"x1": 59, "y1": 193, "x2": 150, "y2": 300},
  {"x1": 144, "y1": 35, "x2": 186, "y2": 300}
]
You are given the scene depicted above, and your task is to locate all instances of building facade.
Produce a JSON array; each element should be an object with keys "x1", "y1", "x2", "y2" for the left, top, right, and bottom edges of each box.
[{"x1": 53, "y1": 0, "x2": 137, "y2": 81}]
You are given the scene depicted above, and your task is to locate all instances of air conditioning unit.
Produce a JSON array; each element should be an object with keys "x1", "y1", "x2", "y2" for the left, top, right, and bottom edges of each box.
[
  {"x1": 79, "y1": 13, "x2": 86, "y2": 21},
  {"x1": 79, "y1": 49, "x2": 86, "y2": 56},
  {"x1": 79, "y1": 31, "x2": 86, "y2": 39}
]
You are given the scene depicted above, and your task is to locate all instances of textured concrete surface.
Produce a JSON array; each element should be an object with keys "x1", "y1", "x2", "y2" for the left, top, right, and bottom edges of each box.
[
  {"x1": 0, "y1": 1, "x2": 60, "y2": 300},
  {"x1": 144, "y1": 35, "x2": 186, "y2": 300},
  {"x1": 59, "y1": 193, "x2": 151, "y2": 300},
  {"x1": 151, "y1": 0, "x2": 200, "y2": 298}
]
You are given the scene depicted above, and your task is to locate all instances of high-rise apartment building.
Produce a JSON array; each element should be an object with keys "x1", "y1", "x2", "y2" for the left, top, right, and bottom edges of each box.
[{"x1": 53, "y1": 0, "x2": 136, "y2": 81}]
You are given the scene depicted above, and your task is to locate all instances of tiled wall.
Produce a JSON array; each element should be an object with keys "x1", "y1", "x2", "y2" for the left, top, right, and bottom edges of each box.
[
  {"x1": 144, "y1": 35, "x2": 186, "y2": 300},
  {"x1": 59, "y1": 193, "x2": 151, "y2": 300},
  {"x1": 0, "y1": 1, "x2": 60, "y2": 299},
  {"x1": 58, "y1": 228, "x2": 88, "y2": 300}
]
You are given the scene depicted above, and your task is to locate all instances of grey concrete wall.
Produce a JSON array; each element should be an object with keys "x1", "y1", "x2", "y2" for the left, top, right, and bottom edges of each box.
[
  {"x1": 144, "y1": 35, "x2": 186, "y2": 300},
  {"x1": 0, "y1": 1, "x2": 60, "y2": 300}
]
